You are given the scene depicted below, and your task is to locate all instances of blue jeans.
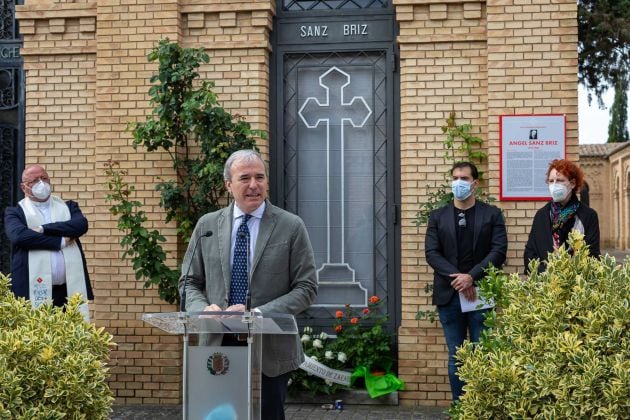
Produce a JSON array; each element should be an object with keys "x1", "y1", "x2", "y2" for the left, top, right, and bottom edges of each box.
[{"x1": 438, "y1": 293, "x2": 489, "y2": 401}]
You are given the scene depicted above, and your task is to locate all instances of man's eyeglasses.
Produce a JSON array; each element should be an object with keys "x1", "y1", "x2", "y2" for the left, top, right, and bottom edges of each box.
[{"x1": 458, "y1": 212, "x2": 466, "y2": 228}]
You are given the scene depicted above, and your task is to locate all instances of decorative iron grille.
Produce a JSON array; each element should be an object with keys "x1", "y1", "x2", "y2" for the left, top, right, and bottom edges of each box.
[
  {"x1": 0, "y1": 0, "x2": 23, "y2": 274},
  {"x1": 1, "y1": 0, "x2": 17, "y2": 40},
  {"x1": 0, "y1": 125, "x2": 17, "y2": 273},
  {"x1": 282, "y1": 0, "x2": 388, "y2": 11},
  {"x1": 0, "y1": 68, "x2": 18, "y2": 109}
]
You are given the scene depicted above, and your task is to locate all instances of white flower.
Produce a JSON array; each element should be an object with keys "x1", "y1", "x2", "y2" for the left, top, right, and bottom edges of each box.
[
  {"x1": 338, "y1": 352, "x2": 347, "y2": 363},
  {"x1": 311, "y1": 356, "x2": 318, "y2": 362},
  {"x1": 303, "y1": 326, "x2": 313, "y2": 334},
  {"x1": 287, "y1": 378, "x2": 293, "y2": 386},
  {"x1": 319, "y1": 332, "x2": 328, "y2": 340},
  {"x1": 313, "y1": 339, "x2": 323, "y2": 349},
  {"x1": 301, "y1": 334, "x2": 311, "y2": 343},
  {"x1": 325, "y1": 351, "x2": 334, "y2": 360},
  {"x1": 325, "y1": 379, "x2": 333, "y2": 386}
]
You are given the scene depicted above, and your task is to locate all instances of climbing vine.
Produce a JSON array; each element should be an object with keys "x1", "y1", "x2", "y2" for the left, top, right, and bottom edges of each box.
[
  {"x1": 105, "y1": 40, "x2": 260, "y2": 304},
  {"x1": 414, "y1": 112, "x2": 494, "y2": 322},
  {"x1": 413, "y1": 112, "x2": 491, "y2": 227}
]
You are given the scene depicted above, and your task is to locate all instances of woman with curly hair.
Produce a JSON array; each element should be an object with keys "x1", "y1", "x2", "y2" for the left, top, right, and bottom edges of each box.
[{"x1": 524, "y1": 159, "x2": 600, "y2": 273}]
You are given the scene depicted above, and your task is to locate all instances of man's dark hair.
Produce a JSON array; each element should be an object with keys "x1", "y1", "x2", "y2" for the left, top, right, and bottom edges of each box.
[{"x1": 450, "y1": 161, "x2": 479, "y2": 180}]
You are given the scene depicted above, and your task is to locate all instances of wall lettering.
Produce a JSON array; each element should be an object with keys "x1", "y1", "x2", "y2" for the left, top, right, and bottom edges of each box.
[
  {"x1": 0, "y1": 47, "x2": 20, "y2": 59},
  {"x1": 343, "y1": 24, "x2": 368, "y2": 36},
  {"x1": 300, "y1": 25, "x2": 328, "y2": 38}
]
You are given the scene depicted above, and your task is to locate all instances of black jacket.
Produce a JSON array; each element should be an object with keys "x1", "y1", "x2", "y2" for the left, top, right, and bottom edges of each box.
[
  {"x1": 524, "y1": 200, "x2": 600, "y2": 273},
  {"x1": 4, "y1": 200, "x2": 93, "y2": 300},
  {"x1": 425, "y1": 201, "x2": 508, "y2": 306}
]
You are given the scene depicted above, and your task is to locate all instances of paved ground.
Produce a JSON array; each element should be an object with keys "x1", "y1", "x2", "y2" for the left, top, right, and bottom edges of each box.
[
  {"x1": 602, "y1": 248, "x2": 629, "y2": 264},
  {"x1": 111, "y1": 404, "x2": 448, "y2": 420}
]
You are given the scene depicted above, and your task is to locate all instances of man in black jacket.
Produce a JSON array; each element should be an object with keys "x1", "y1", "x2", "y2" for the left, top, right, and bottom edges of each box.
[
  {"x1": 4, "y1": 164, "x2": 93, "y2": 317},
  {"x1": 425, "y1": 161, "x2": 507, "y2": 401}
]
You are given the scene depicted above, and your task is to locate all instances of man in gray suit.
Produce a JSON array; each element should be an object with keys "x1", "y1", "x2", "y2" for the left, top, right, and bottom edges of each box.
[{"x1": 180, "y1": 149, "x2": 318, "y2": 419}]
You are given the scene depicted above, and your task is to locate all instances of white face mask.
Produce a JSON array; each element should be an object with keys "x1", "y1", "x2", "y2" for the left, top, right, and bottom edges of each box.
[
  {"x1": 548, "y1": 183, "x2": 569, "y2": 202},
  {"x1": 30, "y1": 180, "x2": 51, "y2": 200}
]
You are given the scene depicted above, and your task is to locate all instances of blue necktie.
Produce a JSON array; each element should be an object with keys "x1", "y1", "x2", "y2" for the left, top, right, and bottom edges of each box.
[{"x1": 229, "y1": 214, "x2": 252, "y2": 306}]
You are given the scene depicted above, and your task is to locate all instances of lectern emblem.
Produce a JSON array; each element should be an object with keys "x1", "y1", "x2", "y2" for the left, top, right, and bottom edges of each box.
[{"x1": 207, "y1": 352, "x2": 230, "y2": 376}]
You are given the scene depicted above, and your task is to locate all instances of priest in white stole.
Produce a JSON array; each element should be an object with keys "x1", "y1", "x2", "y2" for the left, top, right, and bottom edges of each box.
[{"x1": 4, "y1": 164, "x2": 93, "y2": 320}]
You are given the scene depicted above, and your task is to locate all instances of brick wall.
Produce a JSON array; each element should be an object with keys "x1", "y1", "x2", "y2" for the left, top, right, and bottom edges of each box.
[
  {"x1": 16, "y1": 0, "x2": 578, "y2": 407},
  {"x1": 16, "y1": 0, "x2": 274, "y2": 405},
  {"x1": 181, "y1": 2, "x2": 273, "y2": 155},
  {"x1": 609, "y1": 149, "x2": 630, "y2": 249},
  {"x1": 394, "y1": 0, "x2": 578, "y2": 407}
]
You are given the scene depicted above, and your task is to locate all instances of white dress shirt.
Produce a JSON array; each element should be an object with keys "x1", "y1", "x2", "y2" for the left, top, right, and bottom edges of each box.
[{"x1": 230, "y1": 201, "x2": 265, "y2": 269}]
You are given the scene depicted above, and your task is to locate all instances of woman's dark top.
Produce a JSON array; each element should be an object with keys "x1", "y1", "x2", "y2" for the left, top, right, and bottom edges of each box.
[{"x1": 524, "y1": 194, "x2": 600, "y2": 273}]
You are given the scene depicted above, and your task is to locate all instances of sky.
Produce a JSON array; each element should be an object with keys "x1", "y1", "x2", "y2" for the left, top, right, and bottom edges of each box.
[{"x1": 578, "y1": 84, "x2": 629, "y2": 144}]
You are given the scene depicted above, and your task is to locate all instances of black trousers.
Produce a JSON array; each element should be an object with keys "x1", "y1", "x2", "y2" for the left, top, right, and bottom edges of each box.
[
  {"x1": 221, "y1": 335, "x2": 291, "y2": 420},
  {"x1": 52, "y1": 284, "x2": 67, "y2": 307},
  {"x1": 261, "y1": 372, "x2": 290, "y2": 420}
]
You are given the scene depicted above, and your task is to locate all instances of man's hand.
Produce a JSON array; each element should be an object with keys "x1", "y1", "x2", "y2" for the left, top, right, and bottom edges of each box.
[
  {"x1": 461, "y1": 286, "x2": 477, "y2": 302},
  {"x1": 225, "y1": 304, "x2": 245, "y2": 312},
  {"x1": 449, "y1": 273, "x2": 473, "y2": 292},
  {"x1": 203, "y1": 304, "x2": 223, "y2": 312}
]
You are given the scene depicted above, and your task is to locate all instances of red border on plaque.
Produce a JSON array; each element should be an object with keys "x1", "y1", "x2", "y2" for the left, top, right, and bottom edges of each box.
[{"x1": 499, "y1": 114, "x2": 566, "y2": 201}]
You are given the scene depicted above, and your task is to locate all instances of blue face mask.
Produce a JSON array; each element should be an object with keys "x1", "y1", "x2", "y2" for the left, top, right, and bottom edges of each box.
[{"x1": 451, "y1": 179, "x2": 473, "y2": 201}]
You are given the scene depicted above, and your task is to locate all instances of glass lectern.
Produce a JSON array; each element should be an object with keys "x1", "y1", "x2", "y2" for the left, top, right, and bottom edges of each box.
[{"x1": 142, "y1": 311, "x2": 298, "y2": 420}]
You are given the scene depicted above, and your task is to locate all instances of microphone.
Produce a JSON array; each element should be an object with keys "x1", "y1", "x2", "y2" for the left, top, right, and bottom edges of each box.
[{"x1": 180, "y1": 230, "x2": 213, "y2": 312}]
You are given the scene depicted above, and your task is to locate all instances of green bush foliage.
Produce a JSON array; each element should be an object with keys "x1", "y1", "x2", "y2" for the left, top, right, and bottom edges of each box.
[
  {"x1": 0, "y1": 273, "x2": 114, "y2": 419},
  {"x1": 453, "y1": 232, "x2": 630, "y2": 419}
]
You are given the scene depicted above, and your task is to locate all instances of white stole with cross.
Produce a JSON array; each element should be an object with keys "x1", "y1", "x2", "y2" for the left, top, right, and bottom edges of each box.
[{"x1": 19, "y1": 196, "x2": 90, "y2": 321}]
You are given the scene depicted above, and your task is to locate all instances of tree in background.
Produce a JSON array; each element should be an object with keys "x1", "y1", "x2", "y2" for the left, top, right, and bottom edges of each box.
[
  {"x1": 608, "y1": 73, "x2": 629, "y2": 142},
  {"x1": 578, "y1": 0, "x2": 630, "y2": 142}
]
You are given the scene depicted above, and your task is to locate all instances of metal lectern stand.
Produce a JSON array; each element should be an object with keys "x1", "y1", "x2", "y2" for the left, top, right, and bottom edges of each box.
[{"x1": 142, "y1": 311, "x2": 298, "y2": 420}]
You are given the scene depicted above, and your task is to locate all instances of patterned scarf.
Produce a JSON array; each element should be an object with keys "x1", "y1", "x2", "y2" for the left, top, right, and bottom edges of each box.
[{"x1": 550, "y1": 195, "x2": 580, "y2": 249}]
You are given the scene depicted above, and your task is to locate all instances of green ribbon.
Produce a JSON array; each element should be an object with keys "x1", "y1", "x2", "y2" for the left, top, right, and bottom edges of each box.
[{"x1": 350, "y1": 366, "x2": 405, "y2": 398}]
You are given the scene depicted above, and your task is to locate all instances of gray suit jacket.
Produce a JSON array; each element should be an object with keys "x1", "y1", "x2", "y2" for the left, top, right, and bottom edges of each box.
[{"x1": 180, "y1": 201, "x2": 318, "y2": 377}]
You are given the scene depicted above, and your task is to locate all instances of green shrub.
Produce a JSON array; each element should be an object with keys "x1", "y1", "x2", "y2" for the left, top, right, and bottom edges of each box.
[
  {"x1": 0, "y1": 273, "x2": 114, "y2": 419},
  {"x1": 453, "y1": 232, "x2": 629, "y2": 419}
]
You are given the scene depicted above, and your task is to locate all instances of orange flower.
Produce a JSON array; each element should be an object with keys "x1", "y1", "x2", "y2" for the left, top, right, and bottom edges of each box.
[
  {"x1": 369, "y1": 295, "x2": 380, "y2": 304},
  {"x1": 351, "y1": 317, "x2": 359, "y2": 324},
  {"x1": 335, "y1": 310, "x2": 343, "y2": 318},
  {"x1": 363, "y1": 308, "x2": 370, "y2": 314},
  {"x1": 335, "y1": 325, "x2": 342, "y2": 333}
]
